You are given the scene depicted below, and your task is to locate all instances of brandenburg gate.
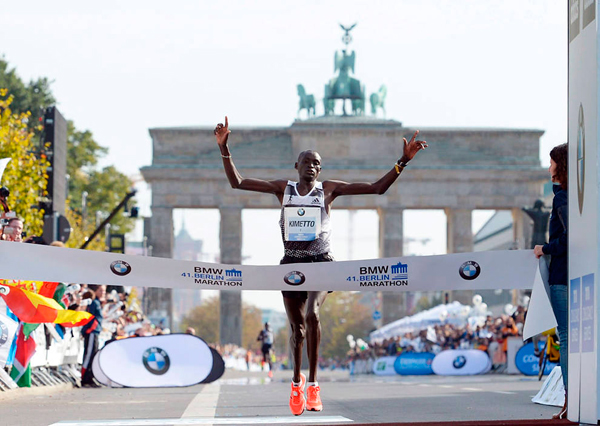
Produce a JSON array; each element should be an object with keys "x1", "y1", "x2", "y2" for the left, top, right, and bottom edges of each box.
[{"x1": 140, "y1": 25, "x2": 547, "y2": 344}]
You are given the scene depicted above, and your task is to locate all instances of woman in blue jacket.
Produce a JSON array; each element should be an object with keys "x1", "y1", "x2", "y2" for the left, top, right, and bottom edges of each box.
[{"x1": 534, "y1": 143, "x2": 568, "y2": 419}]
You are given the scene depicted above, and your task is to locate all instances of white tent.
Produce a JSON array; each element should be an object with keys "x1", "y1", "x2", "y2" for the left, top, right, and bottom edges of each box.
[{"x1": 369, "y1": 301, "x2": 472, "y2": 342}]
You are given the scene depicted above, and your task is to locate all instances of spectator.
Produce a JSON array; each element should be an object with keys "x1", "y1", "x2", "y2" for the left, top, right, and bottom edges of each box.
[{"x1": 80, "y1": 285, "x2": 105, "y2": 387}]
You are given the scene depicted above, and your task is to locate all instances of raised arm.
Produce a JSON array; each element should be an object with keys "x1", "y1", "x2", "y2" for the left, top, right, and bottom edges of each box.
[
  {"x1": 214, "y1": 117, "x2": 287, "y2": 197},
  {"x1": 326, "y1": 130, "x2": 427, "y2": 198}
]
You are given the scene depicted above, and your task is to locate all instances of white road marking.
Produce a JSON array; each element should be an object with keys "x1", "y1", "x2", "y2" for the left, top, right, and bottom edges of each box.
[
  {"x1": 438, "y1": 385, "x2": 454, "y2": 388},
  {"x1": 461, "y1": 387, "x2": 482, "y2": 392},
  {"x1": 50, "y1": 416, "x2": 353, "y2": 425},
  {"x1": 181, "y1": 384, "x2": 221, "y2": 418},
  {"x1": 493, "y1": 391, "x2": 516, "y2": 395}
]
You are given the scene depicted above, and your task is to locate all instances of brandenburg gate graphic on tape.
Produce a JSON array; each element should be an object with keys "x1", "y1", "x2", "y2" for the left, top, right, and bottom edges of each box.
[{"x1": 141, "y1": 24, "x2": 548, "y2": 345}]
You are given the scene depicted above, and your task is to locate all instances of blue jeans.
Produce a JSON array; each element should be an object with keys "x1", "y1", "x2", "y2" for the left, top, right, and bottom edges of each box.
[{"x1": 550, "y1": 284, "x2": 568, "y2": 390}]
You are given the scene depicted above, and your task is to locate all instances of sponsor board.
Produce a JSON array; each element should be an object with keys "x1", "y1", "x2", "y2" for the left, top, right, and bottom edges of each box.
[
  {"x1": 515, "y1": 342, "x2": 558, "y2": 376},
  {"x1": 97, "y1": 334, "x2": 224, "y2": 387},
  {"x1": 372, "y1": 356, "x2": 398, "y2": 376},
  {"x1": 394, "y1": 352, "x2": 434, "y2": 376},
  {"x1": 431, "y1": 349, "x2": 491, "y2": 376}
]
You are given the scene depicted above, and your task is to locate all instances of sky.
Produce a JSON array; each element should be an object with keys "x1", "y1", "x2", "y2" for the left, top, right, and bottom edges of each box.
[{"x1": 1, "y1": 1, "x2": 565, "y2": 312}]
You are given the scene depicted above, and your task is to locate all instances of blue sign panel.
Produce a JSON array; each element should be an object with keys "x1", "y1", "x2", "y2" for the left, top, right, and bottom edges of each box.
[
  {"x1": 570, "y1": 277, "x2": 581, "y2": 354},
  {"x1": 372, "y1": 310, "x2": 381, "y2": 321},
  {"x1": 515, "y1": 342, "x2": 558, "y2": 376},
  {"x1": 581, "y1": 273, "x2": 594, "y2": 353},
  {"x1": 394, "y1": 352, "x2": 435, "y2": 375}
]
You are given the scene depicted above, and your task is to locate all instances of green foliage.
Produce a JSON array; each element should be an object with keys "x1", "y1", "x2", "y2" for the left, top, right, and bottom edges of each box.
[
  {"x1": 0, "y1": 58, "x2": 135, "y2": 249},
  {"x1": 0, "y1": 59, "x2": 55, "y2": 129},
  {"x1": 242, "y1": 303, "x2": 263, "y2": 350},
  {"x1": 181, "y1": 297, "x2": 263, "y2": 347},
  {"x1": 0, "y1": 90, "x2": 49, "y2": 236},
  {"x1": 181, "y1": 296, "x2": 220, "y2": 343},
  {"x1": 319, "y1": 292, "x2": 372, "y2": 360},
  {"x1": 274, "y1": 325, "x2": 289, "y2": 356}
]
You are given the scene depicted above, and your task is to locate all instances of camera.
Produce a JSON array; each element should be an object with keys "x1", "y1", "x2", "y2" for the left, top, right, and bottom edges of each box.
[{"x1": 0, "y1": 187, "x2": 9, "y2": 198}]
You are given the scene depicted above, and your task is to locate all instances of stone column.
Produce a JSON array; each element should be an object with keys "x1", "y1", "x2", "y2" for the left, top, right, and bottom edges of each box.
[
  {"x1": 445, "y1": 208, "x2": 473, "y2": 305},
  {"x1": 378, "y1": 207, "x2": 406, "y2": 325},
  {"x1": 146, "y1": 207, "x2": 174, "y2": 329},
  {"x1": 512, "y1": 207, "x2": 527, "y2": 250},
  {"x1": 219, "y1": 206, "x2": 243, "y2": 346}
]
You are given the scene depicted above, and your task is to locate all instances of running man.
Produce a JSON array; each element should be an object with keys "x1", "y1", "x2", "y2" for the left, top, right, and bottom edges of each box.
[
  {"x1": 214, "y1": 117, "x2": 427, "y2": 415},
  {"x1": 257, "y1": 322, "x2": 274, "y2": 377}
]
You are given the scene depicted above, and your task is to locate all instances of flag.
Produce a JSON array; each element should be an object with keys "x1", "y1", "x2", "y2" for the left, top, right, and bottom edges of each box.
[
  {"x1": 0, "y1": 284, "x2": 92, "y2": 327},
  {"x1": 9, "y1": 327, "x2": 36, "y2": 387},
  {"x1": 0, "y1": 312, "x2": 18, "y2": 368},
  {"x1": 21, "y1": 283, "x2": 66, "y2": 338}
]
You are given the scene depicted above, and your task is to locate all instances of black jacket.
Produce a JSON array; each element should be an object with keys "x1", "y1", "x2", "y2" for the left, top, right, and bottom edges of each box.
[{"x1": 542, "y1": 185, "x2": 568, "y2": 285}]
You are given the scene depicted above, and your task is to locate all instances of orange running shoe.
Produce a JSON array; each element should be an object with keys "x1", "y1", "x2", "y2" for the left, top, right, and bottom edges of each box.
[
  {"x1": 306, "y1": 384, "x2": 323, "y2": 412},
  {"x1": 289, "y1": 373, "x2": 306, "y2": 416}
]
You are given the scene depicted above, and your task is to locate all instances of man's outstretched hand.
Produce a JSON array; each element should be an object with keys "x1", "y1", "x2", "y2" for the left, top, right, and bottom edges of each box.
[
  {"x1": 214, "y1": 116, "x2": 231, "y2": 147},
  {"x1": 402, "y1": 130, "x2": 428, "y2": 162}
]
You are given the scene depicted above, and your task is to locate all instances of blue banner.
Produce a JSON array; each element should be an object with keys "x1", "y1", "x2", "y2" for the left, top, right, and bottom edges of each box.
[
  {"x1": 394, "y1": 352, "x2": 434, "y2": 375},
  {"x1": 570, "y1": 277, "x2": 581, "y2": 354},
  {"x1": 515, "y1": 342, "x2": 557, "y2": 376}
]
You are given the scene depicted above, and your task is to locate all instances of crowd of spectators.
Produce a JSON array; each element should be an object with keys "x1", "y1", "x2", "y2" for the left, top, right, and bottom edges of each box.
[
  {"x1": 348, "y1": 306, "x2": 528, "y2": 372},
  {"x1": 0, "y1": 194, "x2": 162, "y2": 388}
]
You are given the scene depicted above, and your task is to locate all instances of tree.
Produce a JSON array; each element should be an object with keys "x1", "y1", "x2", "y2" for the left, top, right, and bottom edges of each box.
[
  {"x1": 181, "y1": 297, "x2": 220, "y2": 343},
  {"x1": 242, "y1": 303, "x2": 263, "y2": 350},
  {"x1": 0, "y1": 90, "x2": 49, "y2": 236},
  {"x1": 319, "y1": 292, "x2": 372, "y2": 359},
  {"x1": 0, "y1": 59, "x2": 55, "y2": 129},
  {"x1": 0, "y1": 59, "x2": 136, "y2": 249},
  {"x1": 181, "y1": 296, "x2": 263, "y2": 347}
]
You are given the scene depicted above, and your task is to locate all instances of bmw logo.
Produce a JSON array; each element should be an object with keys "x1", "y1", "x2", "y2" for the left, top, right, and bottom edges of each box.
[
  {"x1": 297, "y1": 208, "x2": 305, "y2": 216},
  {"x1": 0, "y1": 321, "x2": 8, "y2": 347},
  {"x1": 284, "y1": 271, "x2": 306, "y2": 286},
  {"x1": 142, "y1": 347, "x2": 170, "y2": 375},
  {"x1": 110, "y1": 260, "x2": 132, "y2": 276},
  {"x1": 453, "y1": 355, "x2": 467, "y2": 369},
  {"x1": 459, "y1": 261, "x2": 481, "y2": 280}
]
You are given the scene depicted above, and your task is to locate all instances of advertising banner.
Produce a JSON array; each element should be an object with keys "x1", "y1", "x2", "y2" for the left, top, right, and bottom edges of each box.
[
  {"x1": 97, "y1": 334, "x2": 223, "y2": 387},
  {"x1": 568, "y1": 0, "x2": 598, "y2": 421},
  {"x1": 393, "y1": 352, "x2": 434, "y2": 376},
  {"x1": 514, "y1": 342, "x2": 558, "y2": 377},
  {"x1": 0, "y1": 241, "x2": 541, "y2": 294},
  {"x1": 372, "y1": 356, "x2": 397, "y2": 376},
  {"x1": 431, "y1": 349, "x2": 491, "y2": 376}
]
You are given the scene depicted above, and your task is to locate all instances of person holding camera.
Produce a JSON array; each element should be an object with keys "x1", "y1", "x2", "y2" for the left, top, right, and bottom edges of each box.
[{"x1": 1, "y1": 216, "x2": 24, "y2": 242}]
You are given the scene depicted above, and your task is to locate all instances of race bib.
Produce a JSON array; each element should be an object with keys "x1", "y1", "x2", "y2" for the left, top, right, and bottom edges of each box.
[{"x1": 284, "y1": 207, "x2": 321, "y2": 241}]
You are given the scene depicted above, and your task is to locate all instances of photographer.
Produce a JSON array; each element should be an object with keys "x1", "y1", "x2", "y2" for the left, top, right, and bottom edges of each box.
[{"x1": 1, "y1": 216, "x2": 24, "y2": 242}]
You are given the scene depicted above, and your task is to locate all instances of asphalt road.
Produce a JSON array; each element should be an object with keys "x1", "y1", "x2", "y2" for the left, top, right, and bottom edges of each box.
[{"x1": 0, "y1": 369, "x2": 561, "y2": 426}]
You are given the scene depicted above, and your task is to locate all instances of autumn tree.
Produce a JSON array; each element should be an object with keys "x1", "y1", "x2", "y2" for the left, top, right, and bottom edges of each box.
[
  {"x1": 181, "y1": 296, "x2": 263, "y2": 347},
  {"x1": 0, "y1": 59, "x2": 55, "y2": 129},
  {"x1": 0, "y1": 59, "x2": 136, "y2": 249},
  {"x1": 0, "y1": 90, "x2": 49, "y2": 236},
  {"x1": 319, "y1": 292, "x2": 373, "y2": 359}
]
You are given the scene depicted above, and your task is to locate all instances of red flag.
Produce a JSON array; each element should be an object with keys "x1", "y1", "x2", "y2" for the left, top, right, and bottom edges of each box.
[
  {"x1": 10, "y1": 328, "x2": 36, "y2": 385},
  {"x1": 0, "y1": 284, "x2": 92, "y2": 327}
]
